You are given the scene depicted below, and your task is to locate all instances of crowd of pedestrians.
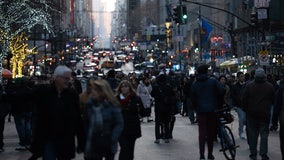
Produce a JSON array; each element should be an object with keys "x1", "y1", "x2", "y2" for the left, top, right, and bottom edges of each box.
[{"x1": 0, "y1": 64, "x2": 284, "y2": 160}]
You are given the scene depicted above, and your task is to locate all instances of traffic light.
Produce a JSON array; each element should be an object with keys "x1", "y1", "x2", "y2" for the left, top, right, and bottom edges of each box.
[
  {"x1": 173, "y1": 6, "x2": 182, "y2": 24},
  {"x1": 180, "y1": 5, "x2": 188, "y2": 24},
  {"x1": 250, "y1": 11, "x2": 258, "y2": 27}
]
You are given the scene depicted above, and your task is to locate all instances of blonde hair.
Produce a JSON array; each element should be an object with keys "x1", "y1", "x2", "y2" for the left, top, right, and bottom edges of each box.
[
  {"x1": 115, "y1": 80, "x2": 137, "y2": 97},
  {"x1": 91, "y1": 79, "x2": 120, "y2": 107}
]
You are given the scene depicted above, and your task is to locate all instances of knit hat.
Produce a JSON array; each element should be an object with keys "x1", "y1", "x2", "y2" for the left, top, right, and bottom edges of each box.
[{"x1": 255, "y1": 68, "x2": 265, "y2": 79}]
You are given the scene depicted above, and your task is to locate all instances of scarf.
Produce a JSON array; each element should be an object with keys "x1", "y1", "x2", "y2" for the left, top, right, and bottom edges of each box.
[{"x1": 119, "y1": 93, "x2": 132, "y2": 109}]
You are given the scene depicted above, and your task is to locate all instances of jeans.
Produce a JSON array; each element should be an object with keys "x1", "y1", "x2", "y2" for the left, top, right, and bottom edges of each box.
[
  {"x1": 246, "y1": 115, "x2": 270, "y2": 156},
  {"x1": 235, "y1": 107, "x2": 246, "y2": 136},
  {"x1": 13, "y1": 112, "x2": 32, "y2": 146}
]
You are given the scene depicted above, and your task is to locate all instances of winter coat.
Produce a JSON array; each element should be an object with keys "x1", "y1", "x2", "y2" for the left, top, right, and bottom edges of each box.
[
  {"x1": 273, "y1": 86, "x2": 284, "y2": 125},
  {"x1": 242, "y1": 79, "x2": 275, "y2": 123},
  {"x1": 191, "y1": 74, "x2": 225, "y2": 113},
  {"x1": 30, "y1": 84, "x2": 85, "y2": 159},
  {"x1": 83, "y1": 100, "x2": 124, "y2": 155},
  {"x1": 137, "y1": 81, "x2": 153, "y2": 109},
  {"x1": 231, "y1": 81, "x2": 246, "y2": 108},
  {"x1": 117, "y1": 94, "x2": 146, "y2": 139},
  {"x1": 151, "y1": 81, "x2": 176, "y2": 114}
]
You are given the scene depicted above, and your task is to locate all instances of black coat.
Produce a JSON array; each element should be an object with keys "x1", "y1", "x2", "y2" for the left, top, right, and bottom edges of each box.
[
  {"x1": 31, "y1": 84, "x2": 85, "y2": 159},
  {"x1": 117, "y1": 94, "x2": 145, "y2": 138},
  {"x1": 151, "y1": 81, "x2": 177, "y2": 114}
]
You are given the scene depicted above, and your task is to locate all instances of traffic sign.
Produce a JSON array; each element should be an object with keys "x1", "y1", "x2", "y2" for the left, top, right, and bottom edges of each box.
[
  {"x1": 254, "y1": 0, "x2": 270, "y2": 8},
  {"x1": 257, "y1": 8, "x2": 268, "y2": 19},
  {"x1": 259, "y1": 54, "x2": 269, "y2": 66}
]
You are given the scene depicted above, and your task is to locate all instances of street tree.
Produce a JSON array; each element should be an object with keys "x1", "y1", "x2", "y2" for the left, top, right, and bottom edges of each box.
[
  {"x1": 0, "y1": 0, "x2": 54, "y2": 81},
  {"x1": 10, "y1": 32, "x2": 34, "y2": 78}
]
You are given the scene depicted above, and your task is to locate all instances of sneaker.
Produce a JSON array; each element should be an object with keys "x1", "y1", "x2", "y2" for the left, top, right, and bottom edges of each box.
[
  {"x1": 261, "y1": 154, "x2": 269, "y2": 160},
  {"x1": 147, "y1": 117, "x2": 153, "y2": 122},
  {"x1": 15, "y1": 145, "x2": 27, "y2": 151},
  {"x1": 208, "y1": 154, "x2": 215, "y2": 160},
  {"x1": 249, "y1": 154, "x2": 257, "y2": 160},
  {"x1": 164, "y1": 139, "x2": 169, "y2": 143},
  {"x1": 154, "y1": 139, "x2": 160, "y2": 144},
  {"x1": 240, "y1": 132, "x2": 246, "y2": 139}
]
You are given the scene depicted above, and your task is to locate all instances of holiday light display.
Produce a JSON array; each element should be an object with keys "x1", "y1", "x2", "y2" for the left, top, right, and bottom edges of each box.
[{"x1": 0, "y1": 0, "x2": 54, "y2": 81}]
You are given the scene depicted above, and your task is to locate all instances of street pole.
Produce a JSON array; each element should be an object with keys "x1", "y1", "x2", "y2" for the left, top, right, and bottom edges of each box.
[
  {"x1": 198, "y1": 6, "x2": 202, "y2": 65},
  {"x1": 33, "y1": 28, "x2": 36, "y2": 76},
  {"x1": 178, "y1": 24, "x2": 182, "y2": 71},
  {"x1": 178, "y1": 0, "x2": 182, "y2": 71}
]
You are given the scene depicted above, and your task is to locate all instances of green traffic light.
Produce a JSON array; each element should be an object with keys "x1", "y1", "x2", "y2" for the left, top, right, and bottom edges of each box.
[{"x1": 183, "y1": 15, "x2": 187, "y2": 19}]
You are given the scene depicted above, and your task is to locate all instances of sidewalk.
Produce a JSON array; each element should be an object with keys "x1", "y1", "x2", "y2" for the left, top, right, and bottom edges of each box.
[{"x1": 0, "y1": 112, "x2": 282, "y2": 160}]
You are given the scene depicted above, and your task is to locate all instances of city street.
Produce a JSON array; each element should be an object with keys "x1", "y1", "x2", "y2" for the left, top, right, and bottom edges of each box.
[{"x1": 1, "y1": 110, "x2": 282, "y2": 160}]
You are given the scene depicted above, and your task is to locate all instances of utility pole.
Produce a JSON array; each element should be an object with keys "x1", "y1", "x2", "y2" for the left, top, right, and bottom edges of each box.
[
  {"x1": 178, "y1": 0, "x2": 182, "y2": 71},
  {"x1": 198, "y1": 6, "x2": 202, "y2": 64}
]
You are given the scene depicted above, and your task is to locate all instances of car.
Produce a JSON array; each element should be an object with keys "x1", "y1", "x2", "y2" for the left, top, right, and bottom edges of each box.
[
  {"x1": 101, "y1": 60, "x2": 115, "y2": 68},
  {"x1": 134, "y1": 61, "x2": 155, "y2": 70}
]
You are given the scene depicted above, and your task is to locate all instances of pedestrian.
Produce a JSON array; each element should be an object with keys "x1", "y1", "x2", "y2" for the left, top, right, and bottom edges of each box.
[
  {"x1": 106, "y1": 69, "x2": 119, "y2": 91},
  {"x1": 191, "y1": 64, "x2": 225, "y2": 160},
  {"x1": 183, "y1": 74, "x2": 196, "y2": 124},
  {"x1": 151, "y1": 73, "x2": 176, "y2": 143},
  {"x1": 0, "y1": 81, "x2": 10, "y2": 152},
  {"x1": 242, "y1": 68, "x2": 275, "y2": 160},
  {"x1": 83, "y1": 79, "x2": 124, "y2": 160},
  {"x1": 115, "y1": 80, "x2": 146, "y2": 160},
  {"x1": 71, "y1": 71, "x2": 83, "y2": 94},
  {"x1": 273, "y1": 83, "x2": 284, "y2": 160},
  {"x1": 218, "y1": 75, "x2": 230, "y2": 107},
  {"x1": 8, "y1": 78, "x2": 34, "y2": 151},
  {"x1": 79, "y1": 77, "x2": 97, "y2": 113},
  {"x1": 181, "y1": 76, "x2": 189, "y2": 116},
  {"x1": 231, "y1": 71, "x2": 247, "y2": 139},
  {"x1": 137, "y1": 74, "x2": 153, "y2": 122},
  {"x1": 29, "y1": 65, "x2": 85, "y2": 160}
]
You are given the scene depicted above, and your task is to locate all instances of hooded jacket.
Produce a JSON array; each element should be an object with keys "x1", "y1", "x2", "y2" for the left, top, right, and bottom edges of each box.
[{"x1": 191, "y1": 74, "x2": 225, "y2": 113}]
